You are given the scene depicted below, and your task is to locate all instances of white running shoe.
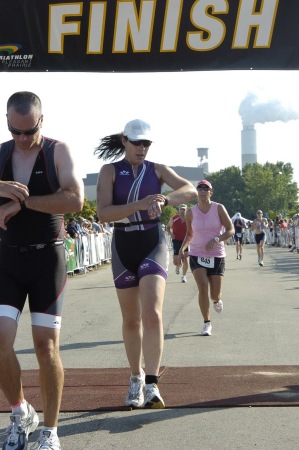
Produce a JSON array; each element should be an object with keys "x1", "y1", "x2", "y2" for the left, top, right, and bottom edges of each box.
[
  {"x1": 259, "y1": 260, "x2": 264, "y2": 267},
  {"x1": 30, "y1": 430, "x2": 61, "y2": 449},
  {"x1": 143, "y1": 383, "x2": 165, "y2": 409},
  {"x1": 125, "y1": 370, "x2": 145, "y2": 408},
  {"x1": 3, "y1": 402, "x2": 39, "y2": 450},
  {"x1": 213, "y1": 300, "x2": 223, "y2": 313},
  {"x1": 201, "y1": 322, "x2": 212, "y2": 336},
  {"x1": 175, "y1": 266, "x2": 180, "y2": 275},
  {"x1": 181, "y1": 275, "x2": 187, "y2": 283}
]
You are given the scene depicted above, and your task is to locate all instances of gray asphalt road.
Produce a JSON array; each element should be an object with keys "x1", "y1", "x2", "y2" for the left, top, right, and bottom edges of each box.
[{"x1": 1, "y1": 243, "x2": 298, "y2": 449}]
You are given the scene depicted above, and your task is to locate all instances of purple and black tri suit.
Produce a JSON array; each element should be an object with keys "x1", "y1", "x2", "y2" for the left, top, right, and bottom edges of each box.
[
  {"x1": 0, "y1": 137, "x2": 66, "y2": 328},
  {"x1": 111, "y1": 159, "x2": 169, "y2": 289}
]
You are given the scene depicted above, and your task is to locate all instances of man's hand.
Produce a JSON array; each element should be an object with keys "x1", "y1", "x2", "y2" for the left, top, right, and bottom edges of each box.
[{"x1": 0, "y1": 181, "x2": 29, "y2": 202}]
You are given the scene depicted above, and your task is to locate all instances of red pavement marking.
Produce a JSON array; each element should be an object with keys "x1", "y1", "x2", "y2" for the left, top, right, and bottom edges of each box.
[{"x1": 0, "y1": 366, "x2": 298, "y2": 412}]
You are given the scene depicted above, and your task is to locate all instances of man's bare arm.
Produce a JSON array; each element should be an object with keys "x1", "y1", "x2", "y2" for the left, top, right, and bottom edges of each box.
[{"x1": 22, "y1": 141, "x2": 84, "y2": 214}]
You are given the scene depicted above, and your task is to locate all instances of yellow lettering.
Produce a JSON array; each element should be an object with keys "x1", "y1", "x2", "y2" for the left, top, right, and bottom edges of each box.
[
  {"x1": 233, "y1": 0, "x2": 280, "y2": 48},
  {"x1": 161, "y1": 0, "x2": 184, "y2": 52},
  {"x1": 113, "y1": 0, "x2": 156, "y2": 53},
  {"x1": 47, "y1": 0, "x2": 280, "y2": 61},
  {"x1": 187, "y1": 0, "x2": 229, "y2": 52},
  {"x1": 48, "y1": 3, "x2": 83, "y2": 54},
  {"x1": 87, "y1": 2, "x2": 107, "y2": 53}
]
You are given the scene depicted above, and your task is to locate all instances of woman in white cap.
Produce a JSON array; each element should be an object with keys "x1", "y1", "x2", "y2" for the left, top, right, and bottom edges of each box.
[
  {"x1": 178, "y1": 180, "x2": 234, "y2": 336},
  {"x1": 95, "y1": 119, "x2": 197, "y2": 408}
]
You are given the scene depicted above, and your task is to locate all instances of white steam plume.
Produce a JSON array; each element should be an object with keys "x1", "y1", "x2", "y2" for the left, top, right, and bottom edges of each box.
[{"x1": 238, "y1": 92, "x2": 299, "y2": 127}]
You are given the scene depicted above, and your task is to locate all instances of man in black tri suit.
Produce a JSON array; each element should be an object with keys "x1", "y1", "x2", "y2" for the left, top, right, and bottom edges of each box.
[
  {"x1": 0, "y1": 91, "x2": 84, "y2": 450},
  {"x1": 233, "y1": 212, "x2": 246, "y2": 260}
]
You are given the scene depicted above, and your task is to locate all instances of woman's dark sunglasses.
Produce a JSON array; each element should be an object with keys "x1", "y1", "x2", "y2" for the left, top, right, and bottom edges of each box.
[
  {"x1": 7, "y1": 118, "x2": 41, "y2": 136},
  {"x1": 197, "y1": 186, "x2": 210, "y2": 191},
  {"x1": 128, "y1": 139, "x2": 152, "y2": 147}
]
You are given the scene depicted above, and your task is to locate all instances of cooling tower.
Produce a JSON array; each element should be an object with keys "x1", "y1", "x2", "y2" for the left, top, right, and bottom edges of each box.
[{"x1": 241, "y1": 125, "x2": 257, "y2": 168}]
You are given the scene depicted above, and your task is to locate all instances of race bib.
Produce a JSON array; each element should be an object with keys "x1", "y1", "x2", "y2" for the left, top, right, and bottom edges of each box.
[
  {"x1": 198, "y1": 256, "x2": 215, "y2": 268},
  {"x1": 236, "y1": 233, "x2": 242, "y2": 238}
]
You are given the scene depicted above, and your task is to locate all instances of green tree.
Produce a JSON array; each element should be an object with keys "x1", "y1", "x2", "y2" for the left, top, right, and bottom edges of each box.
[
  {"x1": 209, "y1": 162, "x2": 298, "y2": 220},
  {"x1": 160, "y1": 189, "x2": 196, "y2": 225},
  {"x1": 241, "y1": 163, "x2": 271, "y2": 218},
  {"x1": 160, "y1": 205, "x2": 177, "y2": 226},
  {"x1": 64, "y1": 197, "x2": 96, "y2": 222},
  {"x1": 208, "y1": 166, "x2": 244, "y2": 217},
  {"x1": 242, "y1": 162, "x2": 298, "y2": 218}
]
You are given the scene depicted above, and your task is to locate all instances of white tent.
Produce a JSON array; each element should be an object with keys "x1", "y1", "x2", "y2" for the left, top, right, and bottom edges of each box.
[{"x1": 231, "y1": 213, "x2": 251, "y2": 224}]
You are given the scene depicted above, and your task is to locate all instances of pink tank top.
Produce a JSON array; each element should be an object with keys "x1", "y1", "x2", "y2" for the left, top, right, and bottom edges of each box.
[{"x1": 189, "y1": 202, "x2": 226, "y2": 258}]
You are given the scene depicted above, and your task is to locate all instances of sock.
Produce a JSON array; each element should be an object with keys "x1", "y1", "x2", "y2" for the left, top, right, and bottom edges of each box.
[
  {"x1": 145, "y1": 375, "x2": 159, "y2": 385},
  {"x1": 204, "y1": 320, "x2": 211, "y2": 323},
  {"x1": 42, "y1": 426, "x2": 58, "y2": 436},
  {"x1": 131, "y1": 370, "x2": 144, "y2": 380},
  {"x1": 11, "y1": 399, "x2": 28, "y2": 417}
]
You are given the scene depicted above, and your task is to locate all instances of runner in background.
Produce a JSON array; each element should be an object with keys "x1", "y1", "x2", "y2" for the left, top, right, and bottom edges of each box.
[
  {"x1": 166, "y1": 204, "x2": 189, "y2": 283},
  {"x1": 251, "y1": 210, "x2": 268, "y2": 267},
  {"x1": 233, "y1": 212, "x2": 246, "y2": 260},
  {"x1": 178, "y1": 180, "x2": 234, "y2": 336}
]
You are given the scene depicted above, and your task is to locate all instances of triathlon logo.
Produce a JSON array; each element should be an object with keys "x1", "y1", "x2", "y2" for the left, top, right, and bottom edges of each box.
[
  {"x1": 125, "y1": 275, "x2": 136, "y2": 282},
  {"x1": 0, "y1": 43, "x2": 34, "y2": 69}
]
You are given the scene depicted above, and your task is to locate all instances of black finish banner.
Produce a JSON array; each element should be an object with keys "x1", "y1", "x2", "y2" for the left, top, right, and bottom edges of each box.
[{"x1": 0, "y1": 0, "x2": 297, "y2": 72}]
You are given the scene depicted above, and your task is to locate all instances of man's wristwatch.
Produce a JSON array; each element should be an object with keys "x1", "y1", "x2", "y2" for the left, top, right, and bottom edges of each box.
[
  {"x1": 214, "y1": 237, "x2": 220, "y2": 242},
  {"x1": 20, "y1": 200, "x2": 27, "y2": 210}
]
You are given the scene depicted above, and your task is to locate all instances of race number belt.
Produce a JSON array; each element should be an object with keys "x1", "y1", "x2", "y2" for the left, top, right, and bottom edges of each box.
[
  {"x1": 114, "y1": 218, "x2": 160, "y2": 228},
  {"x1": 197, "y1": 256, "x2": 215, "y2": 268}
]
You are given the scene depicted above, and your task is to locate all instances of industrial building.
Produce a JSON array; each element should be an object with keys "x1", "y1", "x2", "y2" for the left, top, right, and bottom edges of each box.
[{"x1": 83, "y1": 148, "x2": 209, "y2": 201}]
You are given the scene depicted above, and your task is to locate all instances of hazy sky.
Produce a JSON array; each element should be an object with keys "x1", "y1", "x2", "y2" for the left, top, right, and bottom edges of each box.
[{"x1": 1, "y1": 70, "x2": 299, "y2": 182}]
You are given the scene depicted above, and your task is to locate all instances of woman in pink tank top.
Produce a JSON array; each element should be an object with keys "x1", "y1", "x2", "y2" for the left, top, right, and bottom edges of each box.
[{"x1": 178, "y1": 180, "x2": 234, "y2": 336}]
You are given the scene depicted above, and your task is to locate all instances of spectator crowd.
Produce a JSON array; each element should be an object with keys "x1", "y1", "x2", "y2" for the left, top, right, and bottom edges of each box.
[
  {"x1": 63, "y1": 216, "x2": 114, "y2": 275},
  {"x1": 65, "y1": 216, "x2": 114, "y2": 239},
  {"x1": 229, "y1": 213, "x2": 299, "y2": 252},
  {"x1": 65, "y1": 212, "x2": 299, "y2": 277}
]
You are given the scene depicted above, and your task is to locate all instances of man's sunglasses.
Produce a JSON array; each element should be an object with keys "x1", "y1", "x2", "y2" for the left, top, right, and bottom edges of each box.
[
  {"x1": 197, "y1": 186, "x2": 210, "y2": 191},
  {"x1": 7, "y1": 117, "x2": 41, "y2": 136},
  {"x1": 128, "y1": 139, "x2": 152, "y2": 147}
]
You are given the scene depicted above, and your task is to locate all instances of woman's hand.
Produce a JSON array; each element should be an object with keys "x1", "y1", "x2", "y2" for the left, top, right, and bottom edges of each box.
[
  {"x1": 205, "y1": 238, "x2": 218, "y2": 251},
  {"x1": 141, "y1": 194, "x2": 166, "y2": 219}
]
